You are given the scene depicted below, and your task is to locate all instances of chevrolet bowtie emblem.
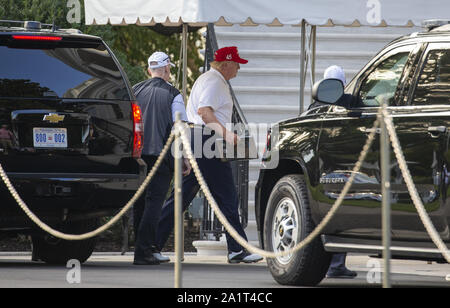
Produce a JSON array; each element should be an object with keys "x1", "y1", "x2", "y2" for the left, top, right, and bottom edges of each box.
[{"x1": 43, "y1": 113, "x2": 65, "y2": 123}]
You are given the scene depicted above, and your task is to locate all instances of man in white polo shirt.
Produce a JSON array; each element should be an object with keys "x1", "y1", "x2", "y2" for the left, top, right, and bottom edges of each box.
[
  {"x1": 186, "y1": 48, "x2": 239, "y2": 144},
  {"x1": 156, "y1": 46, "x2": 263, "y2": 264}
]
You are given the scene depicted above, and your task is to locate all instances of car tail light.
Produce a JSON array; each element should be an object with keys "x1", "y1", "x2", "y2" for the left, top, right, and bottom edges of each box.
[
  {"x1": 131, "y1": 102, "x2": 143, "y2": 158},
  {"x1": 12, "y1": 35, "x2": 62, "y2": 41},
  {"x1": 263, "y1": 128, "x2": 272, "y2": 158}
]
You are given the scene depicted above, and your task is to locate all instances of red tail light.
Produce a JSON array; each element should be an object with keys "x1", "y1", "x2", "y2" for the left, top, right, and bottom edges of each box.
[
  {"x1": 132, "y1": 102, "x2": 143, "y2": 158},
  {"x1": 263, "y1": 128, "x2": 272, "y2": 158},
  {"x1": 12, "y1": 35, "x2": 62, "y2": 41}
]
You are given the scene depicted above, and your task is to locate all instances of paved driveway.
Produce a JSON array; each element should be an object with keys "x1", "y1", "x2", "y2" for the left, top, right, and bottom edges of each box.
[{"x1": 0, "y1": 253, "x2": 448, "y2": 288}]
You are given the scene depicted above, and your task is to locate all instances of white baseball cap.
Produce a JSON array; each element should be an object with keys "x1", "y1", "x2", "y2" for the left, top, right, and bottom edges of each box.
[
  {"x1": 324, "y1": 65, "x2": 346, "y2": 85},
  {"x1": 148, "y1": 51, "x2": 176, "y2": 69}
]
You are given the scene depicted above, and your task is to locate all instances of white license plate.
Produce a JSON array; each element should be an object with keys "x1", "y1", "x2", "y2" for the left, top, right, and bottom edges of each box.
[{"x1": 33, "y1": 128, "x2": 68, "y2": 148}]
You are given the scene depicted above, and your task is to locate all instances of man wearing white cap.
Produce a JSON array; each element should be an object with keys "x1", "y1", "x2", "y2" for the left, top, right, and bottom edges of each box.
[
  {"x1": 319, "y1": 65, "x2": 357, "y2": 278},
  {"x1": 132, "y1": 51, "x2": 190, "y2": 265},
  {"x1": 309, "y1": 65, "x2": 351, "y2": 111},
  {"x1": 324, "y1": 65, "x2": 346, "y2": 85}
]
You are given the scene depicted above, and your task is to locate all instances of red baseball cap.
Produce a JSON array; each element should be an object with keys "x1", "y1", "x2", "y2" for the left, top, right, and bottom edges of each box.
[{"x1": 214, "y1": 46, "x2": 248, "y2": 64}]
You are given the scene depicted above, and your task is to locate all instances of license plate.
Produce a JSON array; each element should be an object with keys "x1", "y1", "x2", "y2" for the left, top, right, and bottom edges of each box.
[{"x1": 33, "y1": 128, "x2": 68, "y2": 148}]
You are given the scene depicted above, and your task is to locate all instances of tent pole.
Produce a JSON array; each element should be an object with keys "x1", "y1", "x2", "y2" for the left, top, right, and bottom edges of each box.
[
  {"x1": 180, "y1": 23, "x2": 188, "y2": 260},
  {"x1": 310, "y1": 25, "x2": 316, "y2": 106},
  {"x1": 182, "y1": 23, "x2": 188, "y2": 102},
  {"x1": 299, "y1": 19, "x2": 306, "y2": 114}
]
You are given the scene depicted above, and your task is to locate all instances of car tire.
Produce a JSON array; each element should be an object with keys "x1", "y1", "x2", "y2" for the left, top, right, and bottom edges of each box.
[
  {"x1": 264, "y1": 174, "x2": 331, "y2": 286},
  {"x1": 31, "y1": 219, "x2": 98, "y2": 265}
]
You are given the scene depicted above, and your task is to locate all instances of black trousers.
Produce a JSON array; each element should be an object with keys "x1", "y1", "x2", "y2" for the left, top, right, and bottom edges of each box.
[
  {"x1": 328, "y1": 253, "x2": 347, "y2": 271},
  {"x1": 155, "y1": 156, "x2": 248, "y2": 253},
  {"x1": 133, "y1": 155, "x2": 173, "y2": 256}
]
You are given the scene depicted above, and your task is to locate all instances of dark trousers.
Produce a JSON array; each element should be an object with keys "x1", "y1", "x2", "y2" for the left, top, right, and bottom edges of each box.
[
  {"x1": 133, "y1": 155, "x2": 173, "y2": 257},
  {"x1": 156, "y1": 156, "x2": 248, "y2": 253},
  {"x1": 328, "y1": 253, "x2": 347, "y2": 271}
]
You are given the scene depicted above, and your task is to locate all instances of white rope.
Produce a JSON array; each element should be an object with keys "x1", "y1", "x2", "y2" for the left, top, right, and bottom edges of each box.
[
  {"x1": 178, "y1": 115, "x2": 380, "y2": 258},
  {"x1": 0, "y1": 112, "x2": 378, "y2": 255},
  {"x1": 0, "y1": 132, "x2": 175, "y2": 241},
  {"x1": 3, "y1": 106, "x2": 448, "y2": 263},
  {"x1": 179, "y1": 105, "x2": 449, "y2": 262},
  {"x1": 381, "y1": 105, "x2": 450, "y2": 263}
]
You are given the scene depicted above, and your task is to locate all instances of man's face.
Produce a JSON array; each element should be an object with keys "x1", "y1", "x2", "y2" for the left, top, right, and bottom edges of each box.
[
  {"x1": 223, "y1": 61, "x2": 240, "y2": 80},
  {"x1": 165, "y1": 64, "x2": 172, "y2": 79}
]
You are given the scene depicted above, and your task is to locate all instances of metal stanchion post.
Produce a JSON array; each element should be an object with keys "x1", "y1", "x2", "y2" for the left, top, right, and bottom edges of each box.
[
  {"x1": 380, "y1": 102, "x2": 391, "y2": 288},
  {"x1": 181, "y1": 23, "x2": 188, "y2": 260},
  {"x1": 174, "y1": 112, "x2": 183, "y2": 288},
  {"x1": 310, "y1": 25, "x2": 316, "y2": 106}
]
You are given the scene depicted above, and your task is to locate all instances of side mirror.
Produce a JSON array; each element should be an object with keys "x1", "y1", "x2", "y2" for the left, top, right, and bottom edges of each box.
[{"x1": 312, "y1": 79, "x2": 344, "y2": 105}]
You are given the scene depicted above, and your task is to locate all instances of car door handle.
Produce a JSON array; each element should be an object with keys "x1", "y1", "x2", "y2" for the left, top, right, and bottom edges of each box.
[
  {"x1": 428, "y1": 126, "x2": 446, "y2": 133},
  {"x1": 359, "y1": 127, "x2": 381, "y2": 134},
  {"x1": 428, "y1": 126, "x2": 446, "y2": 138}
]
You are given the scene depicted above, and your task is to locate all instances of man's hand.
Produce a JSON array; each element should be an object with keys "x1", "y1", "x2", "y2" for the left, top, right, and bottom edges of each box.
[
  {"x1": 225, "y1": 131, "x2": 239, "y2": 146},
  {"x1": 182, "y1": 158, "x2": 192, "y2": 176},
  {"x1": 198, "y1": 106, "x2": 238, "y2": 146}
]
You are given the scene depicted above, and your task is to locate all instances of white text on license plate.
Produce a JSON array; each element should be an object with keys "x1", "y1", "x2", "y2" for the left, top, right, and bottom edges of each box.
[{"x1": 33, "y1": 128, "x2": 68, "y2": 148}]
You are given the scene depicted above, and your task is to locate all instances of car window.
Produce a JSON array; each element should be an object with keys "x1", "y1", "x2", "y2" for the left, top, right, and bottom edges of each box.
[
  {"x1": 0, "y1": 43, "x2": 130, "y2": 100},
  {"x1": 412, "y1": 46, "x2": 450, "y2": 106},
  {"x1": 358, "y1": 52, "x2": 410, "y2": 107}
]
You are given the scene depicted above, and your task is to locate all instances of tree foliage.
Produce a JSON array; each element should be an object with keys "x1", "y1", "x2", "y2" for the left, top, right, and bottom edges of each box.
[
  {"x1": 0, "y1": 0, "x2": 204, "y2": 91},
  {"x1": 113, "y1": 25, "x2": 204, "y2": 92},
  {"x1": 0, "y1": 0, "x2": 205, "y2": 249}
]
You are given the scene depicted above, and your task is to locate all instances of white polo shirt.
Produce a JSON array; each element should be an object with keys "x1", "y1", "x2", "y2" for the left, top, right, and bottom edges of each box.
[{"x1": 186, "y1": 68, "x2": 233, "y2": 126}]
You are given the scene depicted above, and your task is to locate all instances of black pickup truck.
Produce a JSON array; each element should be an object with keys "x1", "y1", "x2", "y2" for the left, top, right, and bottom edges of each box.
[
  {"x1": 0, "y1": 21, "x2": 146, "y2": 264},
  {"x1": 256, "y1": 22, "x2": 450, "y2": 286}
]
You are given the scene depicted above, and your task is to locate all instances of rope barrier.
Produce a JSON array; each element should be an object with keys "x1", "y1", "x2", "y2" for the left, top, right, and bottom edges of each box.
[
  {"x1": 178, "y1": 114, "x2": 380, "y2": 258},
  {"x1": 381, "y1": 105, "x2": 450, "y2": 263},
  {"x1": 0, "y1": 107, "x2": 448, "y2": 263},
  {"x1": 0, "y1": 132, "x2": 175, "y2": 241}
]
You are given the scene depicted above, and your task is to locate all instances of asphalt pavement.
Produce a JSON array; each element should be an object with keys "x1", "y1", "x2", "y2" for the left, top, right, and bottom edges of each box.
[{"x1": 0, "y1": 252, "x2": 448, "y2": 288}]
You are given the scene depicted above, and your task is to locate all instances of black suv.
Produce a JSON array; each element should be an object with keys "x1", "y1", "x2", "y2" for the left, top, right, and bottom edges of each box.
[
  {"x1": 256, "y1": 22, "x2": 450, "y2": 286},
  {"x1": 0, "y1": 21, "x2": 145, "y2": 264}
]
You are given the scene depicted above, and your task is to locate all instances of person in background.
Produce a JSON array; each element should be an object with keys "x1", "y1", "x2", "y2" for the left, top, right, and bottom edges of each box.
[
  {"x1": 308, "y1": 65, "x2": 352, "y2": 110},
  {"x1": 321, "y1": 65, "x2": 357, "y2": 279},
  {"x1": 132, "y1": 51, "x2": 191, "y2": 265}
]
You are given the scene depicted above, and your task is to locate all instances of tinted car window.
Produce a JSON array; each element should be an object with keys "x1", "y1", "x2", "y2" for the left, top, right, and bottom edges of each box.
[
  {"x1": 412, "y1": 47, "x2": 450, "y2": 105},
  {"x1": 0, "y1": 43, "x2": 130, "y2": 100},
  {"x1": 358, "y1": 52, "x2": 410, "y2": 107}
]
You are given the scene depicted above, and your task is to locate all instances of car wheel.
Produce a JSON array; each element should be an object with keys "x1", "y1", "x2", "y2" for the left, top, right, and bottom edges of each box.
[
  {"x1": 264, "y1": 174, "x2": 331, "y2": 286},
  {"x1": 31, "y1": 219, "x2": 98, "y2": 265}
]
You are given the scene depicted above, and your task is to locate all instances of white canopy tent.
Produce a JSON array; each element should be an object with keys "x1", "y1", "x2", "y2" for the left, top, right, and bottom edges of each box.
[
  {"x1": 84, "y1": 0, "x2": 450, "y2": 112},
  {"x1": 85, "y1": 0, "x2": 448, "y2": 27},
  {"x1": 85, "y1": 2, "x2": 450, "y2": 287}
]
